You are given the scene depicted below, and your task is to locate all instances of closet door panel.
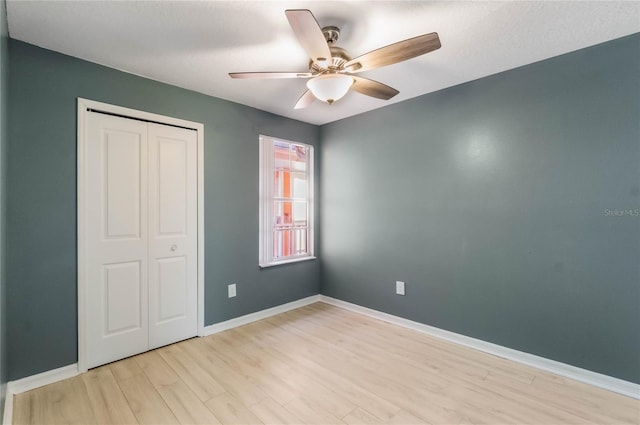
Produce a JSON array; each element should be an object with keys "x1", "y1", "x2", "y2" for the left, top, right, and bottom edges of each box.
[
  {"x1": 148, "y1": 123, "x2": 198, "y2": 349},
  {"x1": 85, "y1": 112, "x2": 150, "y2": 368}
]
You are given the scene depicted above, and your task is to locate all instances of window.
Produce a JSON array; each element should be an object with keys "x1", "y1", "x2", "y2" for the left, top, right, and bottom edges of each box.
[{"x1": 259, "y1": 135, "x2": 314, "y2": 267}]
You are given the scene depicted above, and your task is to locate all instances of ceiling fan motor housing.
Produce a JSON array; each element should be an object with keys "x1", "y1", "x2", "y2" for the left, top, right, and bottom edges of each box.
[
  {"x1": 310, "y1": 46, "x2": 351, "y2": 73},
  {"x1": 322, "y1": 26, "x2": 341, "y2": 44}
]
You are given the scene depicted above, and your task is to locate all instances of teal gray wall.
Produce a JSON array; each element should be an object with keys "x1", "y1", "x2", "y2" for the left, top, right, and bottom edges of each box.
[
  {"x1": 0, "y1": 0, "x2": 7, "y2": 415},
  {"x1": 4, "y1": 32, "x2": 639, "y2": 385},
  {"x1": 7, "y1": 39, "x2": 320, "y2": 380},
  {"x1": 320, "y1": 34, "x2": 640, "y2": 383}
]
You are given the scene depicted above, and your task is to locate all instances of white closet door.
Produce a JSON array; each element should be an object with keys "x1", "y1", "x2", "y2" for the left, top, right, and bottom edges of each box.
[
  {"x1": 148, "y1": 123, "x2": 198, "y2": 348},
  {"x1": 84, "y1": 113, "x2": 198, "y2": 368},
  {"x1": 86, "y1": 112, "x2": 149, "y2": 368}
]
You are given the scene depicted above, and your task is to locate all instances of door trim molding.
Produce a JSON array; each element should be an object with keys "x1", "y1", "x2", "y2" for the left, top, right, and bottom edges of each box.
[{"x1": 77, "y1": 98, "x2": 205, "y2": 372}]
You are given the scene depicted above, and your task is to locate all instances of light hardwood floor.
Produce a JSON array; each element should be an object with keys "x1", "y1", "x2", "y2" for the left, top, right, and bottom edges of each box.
[{"x1": 12, "y1": 303, "x2": 639, "y2": 424}]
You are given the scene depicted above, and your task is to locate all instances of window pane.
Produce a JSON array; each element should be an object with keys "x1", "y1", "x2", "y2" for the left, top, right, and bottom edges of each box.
[
  {"x1": 274, "y1": 171, "x2": 282, "y2": 198},
  {"x1": 273, "y1": 227, "x2": 308, "y2": 259},
  {"x1": 273, "y1": 229, "x2": 287, "y2": 259},
  {"x1": 292, "y1": 202, "x2": 306, "y2": 224},
  {"x1": 273, "y1": 229, "x2": 285, "y2": 259},
  {"x1": 274, "y1": 170, "x2": 292, "y2": 198},
  {"x1": 292, "y1": 173, "x2": 306, "y2": 198},
  {"x1": 291, "y1": 144, "x2": 307, "y2": 172},
  {"x1": 293, "y1": 227, "x2": 307, "y2": 254},
  {"x1": 274, "y1": 201, "x2": 292, "y2": 226},
  {"x1": 274, "y1": 141, "x2": 290, "y2": 170},
  {"x1": 274, "y1": 201, "x2": 307, "y2": 228}
]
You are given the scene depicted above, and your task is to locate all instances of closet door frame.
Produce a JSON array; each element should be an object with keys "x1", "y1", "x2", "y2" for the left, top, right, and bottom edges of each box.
[{"x1": 77, "y1": 98, "x2": 205, "y2": 373}]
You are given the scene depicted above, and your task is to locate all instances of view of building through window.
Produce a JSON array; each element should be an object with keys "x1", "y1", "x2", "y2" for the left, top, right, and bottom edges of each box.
[
  {"x1": 259, "y1": 136, "x2": 314, "y2": 266},
  {"x1": 273, "y1": 141, "x2": 309, "y2": 259}
]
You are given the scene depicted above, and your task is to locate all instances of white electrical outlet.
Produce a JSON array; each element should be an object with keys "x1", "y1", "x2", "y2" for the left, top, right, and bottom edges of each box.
[
  {"x1": 228, "y1": 283, "x2": 237, "y2": 298},
  {"x1": 396, "y1": 281, "x2": 405, "y2": 296}
]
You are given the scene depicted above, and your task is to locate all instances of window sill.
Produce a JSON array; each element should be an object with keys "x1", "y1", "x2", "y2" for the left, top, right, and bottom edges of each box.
[{"x1": 259, "y1": 256, "x2": 317, "y2": 269}]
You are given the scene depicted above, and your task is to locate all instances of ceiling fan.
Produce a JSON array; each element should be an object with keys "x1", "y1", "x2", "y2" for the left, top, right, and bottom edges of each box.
[{"x1": 229, "y1": 9, "x2": 441, "y2": 109}]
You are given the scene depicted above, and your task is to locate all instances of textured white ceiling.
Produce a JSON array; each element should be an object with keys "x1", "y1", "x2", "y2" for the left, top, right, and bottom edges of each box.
[{"x1": 6, "y1": 1, "x2": 640, "y2": 125}]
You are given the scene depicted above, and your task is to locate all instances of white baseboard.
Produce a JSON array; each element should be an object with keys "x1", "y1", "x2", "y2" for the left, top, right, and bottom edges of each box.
[
  {"x1": 1, "y1": 294, "x2": 318, "y2": 425},
  {"x1": 203, "y1": 295, "x2": 321, "y2": 336},
  {"x1": 2, "y1": 384, "x2": 12, "y2": 425},
  {"x1": 2, "y1": 363, "x2": 79, "y2": 425},
  {"x1": 1, "y1": 293, "x2": 635, "y2": 425},
  {"x1": 8, "y1": 364, "x2": 79, "y2": 395},
  {"x1": 1, "y1": 294, "x2": 320, "y2": 425},
  {"x1": 319, "y1": 295, "x2": 640, "y2": 400}
]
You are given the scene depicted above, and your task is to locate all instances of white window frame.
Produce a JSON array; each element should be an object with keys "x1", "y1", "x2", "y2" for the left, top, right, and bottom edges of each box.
[{"x1": 259, "y1": 135, "x2": 315, "y2": 268}]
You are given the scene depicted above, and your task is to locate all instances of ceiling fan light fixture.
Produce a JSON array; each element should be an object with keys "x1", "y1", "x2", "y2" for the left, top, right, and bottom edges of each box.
[
  {"x1": 231, "y1": 10, "x2": 440, "y2": 109},
  {"x1": 306, "y1": 74, "x2": 354, "y2": 104}
]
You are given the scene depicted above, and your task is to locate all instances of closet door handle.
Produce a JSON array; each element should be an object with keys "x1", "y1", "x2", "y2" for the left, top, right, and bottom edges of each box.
[{"x1": 171, "y1": 244, "x2": 178, "y2": 252}]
